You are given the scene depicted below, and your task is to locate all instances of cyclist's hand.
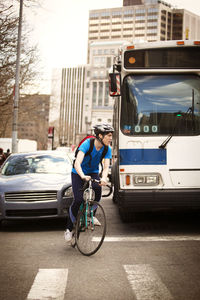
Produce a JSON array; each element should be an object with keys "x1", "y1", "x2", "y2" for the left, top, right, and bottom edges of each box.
[
  {"x1": 99, "y1": 178, "x2": 107, "y2": 186},
  {"x1": 82, "y1": 175, "x2": 91, "y2": 181}
]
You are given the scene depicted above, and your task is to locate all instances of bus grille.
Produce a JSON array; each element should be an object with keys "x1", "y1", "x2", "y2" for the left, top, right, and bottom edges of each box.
[{"x1": 5, "y1": 191, "x2": 57, "y2": 202}]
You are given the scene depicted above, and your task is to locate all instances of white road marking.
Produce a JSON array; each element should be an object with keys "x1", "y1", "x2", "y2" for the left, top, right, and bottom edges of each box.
[
  {"x1": 93, "y1": 235, "x2": 200, "y2": 242},
  {"x1": 27, "y1": 268, "x2": 68, "y2": 300},
  {"x1": 124, "y1": 264, "x2": 173, "y2": 300}
]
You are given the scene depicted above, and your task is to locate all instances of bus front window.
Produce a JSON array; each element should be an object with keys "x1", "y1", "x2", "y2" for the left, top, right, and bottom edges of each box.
[{"x1": 121, "y1": 74, "x2": 200, "y2": 136}]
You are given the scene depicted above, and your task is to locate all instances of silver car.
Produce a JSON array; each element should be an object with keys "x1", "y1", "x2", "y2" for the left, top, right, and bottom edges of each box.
[{"x1": 0, "y1": 151, "x2": 73, "y2": 224}]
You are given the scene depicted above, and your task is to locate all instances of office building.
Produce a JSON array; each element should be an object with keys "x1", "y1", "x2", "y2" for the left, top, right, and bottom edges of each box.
[
  {"x1": 88, "y1": 0, "x2": 200, "y2": 62},
  {"x1": 51, "y1": 0, "x2": 200, "y2": 146},
  {"x1": 18, "y1": 94, "x2": 50, "y2": 150},
  {"x1": 86, "y1": 0, "x2": 200, "y2": 130},
  {"x1": 59, "y1": 66, "x2": 86, "y2": 146}
]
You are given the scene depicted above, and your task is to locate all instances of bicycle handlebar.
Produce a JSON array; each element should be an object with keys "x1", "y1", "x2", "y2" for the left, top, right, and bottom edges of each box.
[{"x1": 82, "y1": 178, "x2": 112, "y2": 197}]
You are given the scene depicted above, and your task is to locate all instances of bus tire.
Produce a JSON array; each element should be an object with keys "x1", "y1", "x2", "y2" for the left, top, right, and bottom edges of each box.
[{"x1": 112, "y1": 186, "x2": 119, "y2": 204}]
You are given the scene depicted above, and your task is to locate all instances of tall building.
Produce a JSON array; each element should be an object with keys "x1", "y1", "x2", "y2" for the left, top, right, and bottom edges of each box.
[
  {"x1": 0, "y1": 94, "x2": 50, "y2": 150},
  {"x1": 18, "y1": 94, "x2": 50, "y2": 150},
  {"x1": 88, "y1": 1, "x2": 200, "y2": 62},
  {"x1": 82, "y1": 41, "x2": 125, "y2": 135},
  {"x1": 85, "y1": 0, "x2": 200, "y2": 131},
  {"x1": 59, "y1": 66, "x2": 85, "y2": 146},
  {"x1": 51, "y1": 0, "x2": 200, "y2": 147}
]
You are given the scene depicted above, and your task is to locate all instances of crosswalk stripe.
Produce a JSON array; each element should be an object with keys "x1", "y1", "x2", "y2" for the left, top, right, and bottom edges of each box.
[
  {"x1": 26, "y1": 268, "x2": 68, "y2": 300},
  {"x1": 124, "y1": 264, "x2": 173, "y2": 300},
  {"x1": 93, "y1": 235, "x2": 200, "y2": 242}
]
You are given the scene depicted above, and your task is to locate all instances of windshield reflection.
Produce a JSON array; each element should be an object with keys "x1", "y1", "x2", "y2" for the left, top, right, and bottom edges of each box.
[
  {"x1": 121, "y1": 74, "x2": 200, "y2": 135},
  {"x1": 1, "y1": 154, "x2": 72, "y2": 176}
]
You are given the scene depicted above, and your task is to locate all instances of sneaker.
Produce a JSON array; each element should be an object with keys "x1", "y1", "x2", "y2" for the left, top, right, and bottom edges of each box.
[
  {"x1": 64, "y1": 229, "x2": 72, "y2": 242},
  {"x1": 92, "y1": 216, "x2": 101, "y2": 226}
]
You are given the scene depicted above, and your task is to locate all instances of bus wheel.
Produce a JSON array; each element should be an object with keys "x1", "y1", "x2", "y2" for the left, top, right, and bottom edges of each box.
[{"x1": 112, "y1": 186, "x2": 119, "y2": 204}]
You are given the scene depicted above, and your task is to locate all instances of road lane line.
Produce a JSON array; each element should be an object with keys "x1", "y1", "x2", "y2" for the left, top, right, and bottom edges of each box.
[
  {"x1": 26, "y1": 268, "x2": 68, "y2": 300},
  {"x1": 93, "y1": 235, "x2": 200, "y2": 242},
  {"x1": 124, "y1": 264, "x2": 173, "y2": 300}
]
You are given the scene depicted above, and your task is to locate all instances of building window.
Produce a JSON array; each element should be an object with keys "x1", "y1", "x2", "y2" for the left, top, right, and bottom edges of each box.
[
  {"x1": 124, "y1": 9, "x2": 134, "y2": 16},
  {"x1": 112, "y1": 11, "x2": 122, "y2": 17},
  {"x1": 106, "y1": 57, "x2": 111, "y2": 68},
  {"x1": 147, "y1": 15, "x2": 158, "y2": 21},
  {"x1": 92, "y1": 82, "x2": 97, "y2": 106},
  {"x1": 147, "y1": 28, "x2": 157, "y2": 34},
  {"x1": 98, "y1": 82, "x2": 103, "y2": 106},
  {"x1": 147, "y1": 21, "x2": 158, "y2": 27},
  {"x1": 136, "y1": 9, "x2": 145, "y2": 15},
  {"x1": 101, "y1": 12, "x2": 110, "y2": 18},
  {"x1": 90, "y1": 13, "x2": 99, "y2": 19},
  {"x1": 93, "y1": 57, "x2": 106, "y2": 67},
  {"x1": 147, "y1": 7, "x2": 158, "y2": 13},
  {"x1": 104, "y1": 82, "x2": 109, "y2": 106},
  {"x1": 135, "y1": 16, "x2": 146, "y2": 21}
]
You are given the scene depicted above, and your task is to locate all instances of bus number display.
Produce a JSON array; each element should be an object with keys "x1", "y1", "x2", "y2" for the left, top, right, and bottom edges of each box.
[{"x1": 123, "y1": 125, "x2": 158, "y2": 134}]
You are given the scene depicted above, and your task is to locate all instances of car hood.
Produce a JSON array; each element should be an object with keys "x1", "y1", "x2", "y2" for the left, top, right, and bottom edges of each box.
[{"x1": 0, "y1": 173, "x2": 71, "y2": 192}]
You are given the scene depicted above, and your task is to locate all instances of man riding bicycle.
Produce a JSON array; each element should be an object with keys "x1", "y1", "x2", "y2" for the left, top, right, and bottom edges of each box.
[{"x1": 64, "y1": 123, "x2": 114, "y2": 242}]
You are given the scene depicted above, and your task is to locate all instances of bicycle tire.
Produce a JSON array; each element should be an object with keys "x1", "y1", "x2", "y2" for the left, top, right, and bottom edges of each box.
[{"x1": 75, "y1": 201, "x2": 106, "y2": 256}]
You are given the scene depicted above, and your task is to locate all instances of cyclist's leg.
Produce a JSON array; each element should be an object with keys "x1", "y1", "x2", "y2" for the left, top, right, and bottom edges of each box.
[
  {"x1": 66, "y1": 173, "x2": 84, "y2": 232},
  {"x1": 89, "y1": 173, "x2": 102, "y2": 222},
  {"x1": 90, "y1": 173, "x2": 102, "y2": 203}
]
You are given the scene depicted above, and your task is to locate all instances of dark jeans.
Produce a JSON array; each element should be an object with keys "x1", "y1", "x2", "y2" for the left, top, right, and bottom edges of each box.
[{"x1": 67, "y1": 172, "x2": 101, "y2": 231}]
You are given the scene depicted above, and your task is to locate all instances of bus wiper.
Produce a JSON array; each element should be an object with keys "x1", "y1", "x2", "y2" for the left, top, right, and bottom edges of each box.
[
  {"x1": 159, "y1": 131, "x2": 174, "y2": 149},
  {"x1": 159, "y1": 89, "x2": 195, "y2": 149}
]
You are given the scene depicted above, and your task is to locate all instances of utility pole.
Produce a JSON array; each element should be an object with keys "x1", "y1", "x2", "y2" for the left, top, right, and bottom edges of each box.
[{"x1": 12, "y1": 0, "x2": 23, "y2": 153}]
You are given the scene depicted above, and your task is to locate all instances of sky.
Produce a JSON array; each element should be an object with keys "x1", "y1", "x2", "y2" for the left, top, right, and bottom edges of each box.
[{"x1": 23, "y1": 0, "x2": 200, "y2": 93}]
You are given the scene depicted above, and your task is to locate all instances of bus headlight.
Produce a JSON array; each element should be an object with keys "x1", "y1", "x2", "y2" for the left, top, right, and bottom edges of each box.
[{"x1": 133, "y1": 174, "x2": 160, "y2": 186}]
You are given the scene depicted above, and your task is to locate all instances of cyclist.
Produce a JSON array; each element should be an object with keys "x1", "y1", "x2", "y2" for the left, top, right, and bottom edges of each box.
[{"x1": 64, "y1": 123, "x2": 114, "y2": 242}]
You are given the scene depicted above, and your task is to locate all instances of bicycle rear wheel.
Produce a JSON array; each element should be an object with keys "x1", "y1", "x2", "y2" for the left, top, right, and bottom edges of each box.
[{"x1": 75, "y1": 201, "x2": 106, "y2": 256}]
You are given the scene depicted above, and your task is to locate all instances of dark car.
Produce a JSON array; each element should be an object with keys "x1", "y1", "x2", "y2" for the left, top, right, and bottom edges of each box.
[{"x1": 0, "y1": 151, "x2": 73, "y2": 224}]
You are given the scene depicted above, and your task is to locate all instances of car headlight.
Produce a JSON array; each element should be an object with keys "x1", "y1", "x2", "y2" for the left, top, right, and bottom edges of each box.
[{"x1": 64, "y1": 187, "x2": 73, "y2": 198}]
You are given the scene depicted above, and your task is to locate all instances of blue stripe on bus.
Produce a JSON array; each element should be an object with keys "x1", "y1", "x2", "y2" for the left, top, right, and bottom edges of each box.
[{"x1": 119, "y1": 149, "x2": 166, "y2": 165}]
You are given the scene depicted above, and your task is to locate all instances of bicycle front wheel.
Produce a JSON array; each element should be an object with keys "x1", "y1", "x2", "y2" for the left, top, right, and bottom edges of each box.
[{"x1": 75, "y1": 201, "x2": 106, "y2": 256}]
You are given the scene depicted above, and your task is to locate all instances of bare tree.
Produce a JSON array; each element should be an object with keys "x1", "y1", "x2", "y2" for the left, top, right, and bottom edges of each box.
[{"x1": 0, "y1": 1, "x2": 41, "y2": 137}]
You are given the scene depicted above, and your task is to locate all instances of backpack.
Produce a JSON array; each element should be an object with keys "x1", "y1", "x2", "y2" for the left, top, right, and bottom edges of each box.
[{"x1": 73, "y1": 136, "x2": 108, "y2": 169}]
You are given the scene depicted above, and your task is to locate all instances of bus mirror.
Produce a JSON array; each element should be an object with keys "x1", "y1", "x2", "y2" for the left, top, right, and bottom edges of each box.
[{"x1": 109, "y1": 73, "x2": 121, "y2": 97}]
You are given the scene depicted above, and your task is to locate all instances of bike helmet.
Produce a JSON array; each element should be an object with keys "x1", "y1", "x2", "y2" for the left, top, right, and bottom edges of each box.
[{"x1": 93, "y1": 123, "x2": 114, "y2": 137}]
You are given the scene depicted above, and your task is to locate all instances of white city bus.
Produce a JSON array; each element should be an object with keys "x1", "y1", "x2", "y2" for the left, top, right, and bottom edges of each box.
[{"x1": 109, "y1": 40, "x2": 200, "y2": 221}]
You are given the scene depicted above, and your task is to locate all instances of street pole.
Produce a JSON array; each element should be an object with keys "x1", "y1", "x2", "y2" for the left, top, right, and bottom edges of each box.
[{"x1": 12, "y1": 0, "x2": 23, "y2": 153}]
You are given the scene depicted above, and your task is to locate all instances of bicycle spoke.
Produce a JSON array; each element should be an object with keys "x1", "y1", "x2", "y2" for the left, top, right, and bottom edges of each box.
[{"x1": 75, "y1": 202, "x2": 106, "y2": 256}]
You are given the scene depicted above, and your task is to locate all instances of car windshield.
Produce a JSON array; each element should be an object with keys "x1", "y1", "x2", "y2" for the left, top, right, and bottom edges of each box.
[
  {"x1": 1, "y1": 154, "x2": 72, "y2": 176},
  {"x1": 121, "y1": 74, "x2": 200, "y2": 136}
]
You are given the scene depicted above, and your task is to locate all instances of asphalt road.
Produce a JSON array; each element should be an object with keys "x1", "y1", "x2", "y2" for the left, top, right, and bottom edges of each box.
[{"x1": 0, "y1": 196, "x2": 200, "y2": 300}]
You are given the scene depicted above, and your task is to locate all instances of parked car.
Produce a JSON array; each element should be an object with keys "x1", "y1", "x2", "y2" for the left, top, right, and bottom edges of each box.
[{"x1": 0, "y1": 151, "x2": 73, "y2": 224}]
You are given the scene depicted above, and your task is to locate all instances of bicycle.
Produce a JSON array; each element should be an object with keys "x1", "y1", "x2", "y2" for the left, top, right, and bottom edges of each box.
[{"x1": 71, "y1": 178, "x2": 112, "y2": 256}]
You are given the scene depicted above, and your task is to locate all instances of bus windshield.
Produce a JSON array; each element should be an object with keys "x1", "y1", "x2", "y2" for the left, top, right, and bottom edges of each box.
[{"x1": 121, "y1": 74, "x2": 200, "y2": 136}]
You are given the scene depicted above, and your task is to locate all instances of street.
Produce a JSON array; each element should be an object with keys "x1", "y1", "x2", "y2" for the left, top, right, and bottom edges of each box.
[{"x1": 0, "y1": 196, "x2": 200, "y2": 300}]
